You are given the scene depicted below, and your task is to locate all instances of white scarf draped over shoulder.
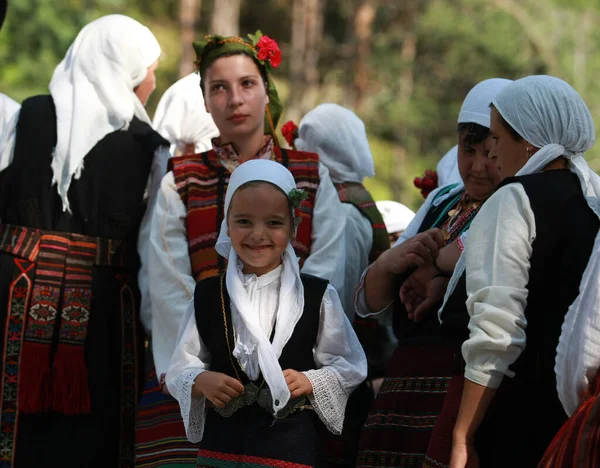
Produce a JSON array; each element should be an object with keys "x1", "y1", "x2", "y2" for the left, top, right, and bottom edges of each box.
[
  {"x1": 49, "y1": 14, "x2": 161, "y2": 213},
  {"x1": 215, "y1": 159, "x2": 305, "y2": 415},
  {"x1": 443, "y1": 75, "x2": 600, "y2": 416},
  {"x1": 152, "y1": 73, "x2": 220, "y2": 156}
]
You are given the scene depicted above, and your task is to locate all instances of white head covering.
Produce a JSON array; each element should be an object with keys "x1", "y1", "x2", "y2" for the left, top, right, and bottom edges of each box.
[
  {"x1": 495, "y1": 75, "x2": 599, "y2": 415},
  {"x1": 375, "y1": 200, "x2": 415, "y2": 234},
  {"x1": 295, "y1": 103, "x2": 374, "y2": 183},
  {"x1": 458, "y1": 78, "x2": 513, "y2": 128},
  {"x1": 442, "y1": 75, "x2": 600, "y2": 415},
  {"x1": 215, "y1": 159, "x2": 304, "y2": 414},
  {"x1": 436, "y1": 145, "x2": 461, "y2": 187},
  {"x1": 153, "y1": 73, "x2": 220, "y2": 155},
  {"x1": 433, "y1": 78, "x2": 512, "y2": 206},
  {"x1": 49, "y1": 14, "x2": 161, "y2": 213}
]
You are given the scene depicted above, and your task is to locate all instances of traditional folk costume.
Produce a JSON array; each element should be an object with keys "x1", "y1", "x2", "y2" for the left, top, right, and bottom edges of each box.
[
  {"x1": 166, "y1": 159, "x2": 367, "y2": 467},
  {"x1": 292, "y1": 104, "x2": 392, "y2": 466},
  {"x1": 354, "y1": 78, "x2": 512, "y2": 468},
  {"x1": 152, "y1": 73, "x2": 220, "y2": 157},
  {"x1": 135, "y1": 34, "x2": 346, "y2": 467},
  {"x1": 430, "y1": 76, "x2": 600, "y2": 467},
  {"x1": 0, "y1": 15, "x2": 168, "y2": 467}
]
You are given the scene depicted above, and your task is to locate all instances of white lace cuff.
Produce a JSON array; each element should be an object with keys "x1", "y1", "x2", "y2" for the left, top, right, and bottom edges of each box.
[
  {"x1": 174, "y1": 368, "x2": 207, "y2": 443},
  {"x1": 304, "y1": 367, "x2": 348, "y2": 434}
]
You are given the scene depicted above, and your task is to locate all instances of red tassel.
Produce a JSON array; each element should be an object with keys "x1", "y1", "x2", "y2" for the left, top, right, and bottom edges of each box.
[
  {"x1": 49, "y1": 344, "x2": 91, "y2": 415},
  {"x1": 18, "y1": 342, "x2": 52, "y2": 413}
]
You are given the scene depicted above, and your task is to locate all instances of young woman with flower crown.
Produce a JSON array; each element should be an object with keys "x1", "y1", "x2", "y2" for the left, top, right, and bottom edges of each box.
[
  {"x1": 135, "y1": 32, "x2": 346, "y2": 466},
  {"x1": 166, "y1": 159, "x2": 367, "y2": 467}
]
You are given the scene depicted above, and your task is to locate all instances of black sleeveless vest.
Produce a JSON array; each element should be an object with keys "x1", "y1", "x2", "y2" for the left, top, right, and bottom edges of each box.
[
  {"x1": 0, "y1": 95, "x2": 168, "y2": 248},
  {"x1": 195, "y1": 273, "x2": 328, "y2": 383},
  {"x1": 441, "y1": 170, "x2": 599, "y2": 379}
]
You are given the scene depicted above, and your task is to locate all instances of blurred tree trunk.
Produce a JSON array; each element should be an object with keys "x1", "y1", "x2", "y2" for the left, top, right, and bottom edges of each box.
[
  {"x1": 210, "y1": 0, "x2": 241, "y2": 36},
  {"x1": 353, "y1": 0, "x2": 377, "y2": 111},
  {"x1": 179, "y1": 0, "x2": 200, "y2": 77},
  {"x1": 286, "y1": 0, "x2": 325, "y2": 124}
]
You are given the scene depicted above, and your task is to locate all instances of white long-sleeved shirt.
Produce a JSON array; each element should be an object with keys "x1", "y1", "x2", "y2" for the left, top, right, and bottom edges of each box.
[
  {"x1": 339, "y1": 203, "x2": 372, "y2": 320},
  {"x1": 166, "y1": 265, "x2": 367, "y2": 443},
  {"x1": 461, "y1": 183, "x2": 534, "y2": 389},
  {"x1": 146, "y1": 161, "x2": 346, "y2": 378}
]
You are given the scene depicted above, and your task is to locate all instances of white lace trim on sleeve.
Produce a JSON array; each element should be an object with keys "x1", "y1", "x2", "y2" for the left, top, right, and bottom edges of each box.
[
  {"x1": 174, "y1": 368, "x2": 207, "y2": 443},
  {"x1": 304, "y1": 367, "x2": 348, "y2": 435}
]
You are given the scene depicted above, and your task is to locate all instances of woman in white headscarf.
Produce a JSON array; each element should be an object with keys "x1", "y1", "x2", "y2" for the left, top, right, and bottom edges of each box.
[
  {"x1": 0, "y1": 15, "x2": 169, "y2": 467},
  {"x1": 294, "y1": 102, "x2": 391, "y2": 466},
  {"x1": 153, "y1": 72, "x2": 220, "y2": 158},
  {"x1": 444, "y1": 76, "x2": 600, "y2": 467},
  {"x1": 352, "y1": 78, "x2": 511, "y2": 467}
]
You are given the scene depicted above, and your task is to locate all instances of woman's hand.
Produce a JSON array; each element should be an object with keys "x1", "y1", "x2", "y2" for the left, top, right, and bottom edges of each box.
[
  {"x1": 283, "y1": 369, "x2": 313, "y2": 398},
  {"x1": 449, "y1": 440, "x2": 479, "y2": 468},
  {"x1": 400, "y1": 266, "x2": 450, "y2": 321},
  {"x1": 193, "y1": 371, "x2": 244, "y2": 408}
]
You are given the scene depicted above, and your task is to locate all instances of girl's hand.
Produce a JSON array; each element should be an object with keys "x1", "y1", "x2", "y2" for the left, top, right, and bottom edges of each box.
[
  {"x1": 193, "y1": 371, "x2": 244, "y2": 408},
  {"x1": 283, "y1": 369, "x2": 313, "y2": 398}
]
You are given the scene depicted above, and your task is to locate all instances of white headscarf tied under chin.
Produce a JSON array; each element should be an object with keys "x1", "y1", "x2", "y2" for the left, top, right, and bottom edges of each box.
[
  {"x1": 295, "y1": 103, "x2": 374, "y2": 184},
  {"x1": 494, "y1": 76, "x2": 599, "y2": 416},
  {"x1": 49, "y1": 14, "x2": 161, "y2": 213},
  {"x1": 215, "y1": 159, "x2": 305, "y2": 415},
  {"x1": 153, "y1": 73, "x2": 220, "y2": 156}
]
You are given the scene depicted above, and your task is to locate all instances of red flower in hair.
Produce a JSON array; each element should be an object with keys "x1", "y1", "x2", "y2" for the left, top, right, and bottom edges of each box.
[
  {"x1": 256, "y1": 36, "x2": 282, "y2": 68},
  {"x1": 282, "y1": 120, "x2": 299, "y2": 147},
  {"x1": 413, "y1": 169, "x2": 438, "y2": 198}
]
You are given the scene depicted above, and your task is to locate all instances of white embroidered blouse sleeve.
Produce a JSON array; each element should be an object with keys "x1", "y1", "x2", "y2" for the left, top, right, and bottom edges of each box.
[
  {"x1": 138, "y1": 145, "x2": 171, "y2": 335},
  {"x1": 300, "y1": 163, "x2": 346, "y2": 293},
  {"x1": 461, "y1": 183, "x2": 536, "y2": 389},
  {"x1": 149, "y1": 171, "x2": 197, "y2": 378},
  {"x1": 304, "y1": 284, "x2": 368, "y2": 434},
  {"x1": 166, "y1": 299, "x2": 211, "y2": 443}
]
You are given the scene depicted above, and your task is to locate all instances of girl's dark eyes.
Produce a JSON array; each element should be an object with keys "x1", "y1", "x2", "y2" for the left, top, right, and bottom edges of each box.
[
  {"x1": 236, "y1": 219, "x2": 250, "y2": 225},
  {"x1": 211, "y1": 84, "x2": 225, "y2": 92}
]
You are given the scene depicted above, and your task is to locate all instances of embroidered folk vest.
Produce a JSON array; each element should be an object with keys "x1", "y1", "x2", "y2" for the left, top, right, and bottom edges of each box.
[
  {"x1": 334, "y1": 182, "x2": 390, "y2": 262},
  {"x1": 169, "y1": 147, "x2": 320, "y2": 281}
]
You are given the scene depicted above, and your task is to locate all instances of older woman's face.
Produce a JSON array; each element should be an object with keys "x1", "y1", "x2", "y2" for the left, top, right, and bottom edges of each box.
[
  {"x1": 489, "y1": 107, "x2": 530, "y2": 179},
  {"x1": 203, "y1": 54, "x2": 268, "y2": 144},
  {"x1": 457, "y1": 133, "x2": 501, "y2": 201},
  {"x1": 134, "y1": 60, "x2": 159, "y2": 106}
]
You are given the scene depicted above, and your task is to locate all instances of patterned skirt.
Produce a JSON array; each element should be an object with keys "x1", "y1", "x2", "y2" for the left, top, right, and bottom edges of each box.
[
  {"x1": 356, "y1": 342, "x2": 460, "y2": 468},
  {"x1": 135, "y1": 368, "x2": 198, "y2": 467},
  {"x1": 197, "y1": 404, "x2": 319, "y2": 467}
]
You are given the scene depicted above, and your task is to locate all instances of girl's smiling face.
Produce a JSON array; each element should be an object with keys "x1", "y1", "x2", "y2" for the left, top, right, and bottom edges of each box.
[{"x1": 227, "y1": 182, "x2": 292, "y2": 276}]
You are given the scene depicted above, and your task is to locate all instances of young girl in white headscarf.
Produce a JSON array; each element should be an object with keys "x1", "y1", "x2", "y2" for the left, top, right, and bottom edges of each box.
[
  {"x1": 167, "y1": 159, "x2": 367, "y2": 467},
  {"x1": 443, "y1": 76, "x2": 600, "y2": 467},
  {"x1": 0, "y1": 14, "x2": 169, "y2": 467}
]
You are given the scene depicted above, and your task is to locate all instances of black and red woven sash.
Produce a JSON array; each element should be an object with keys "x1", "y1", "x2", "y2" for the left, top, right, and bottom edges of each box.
[{"x1": 0, "y1": 224, "x2": 134, "y2": 415}]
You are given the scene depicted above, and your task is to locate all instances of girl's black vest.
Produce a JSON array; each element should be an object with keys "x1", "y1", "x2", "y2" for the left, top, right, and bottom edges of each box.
[{"x1": 194, "y1": 274, "x2": 329, "y2": 383}]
